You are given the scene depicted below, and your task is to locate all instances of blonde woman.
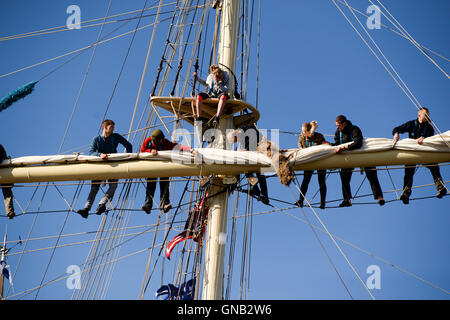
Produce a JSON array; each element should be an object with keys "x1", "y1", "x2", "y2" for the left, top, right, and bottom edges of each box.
[
  {"x1": 193, "y1": 64, "x2": 230, "y2": 126},
  {"x1": 295, "y1": 121, "x2": 329, "y2": 209}
]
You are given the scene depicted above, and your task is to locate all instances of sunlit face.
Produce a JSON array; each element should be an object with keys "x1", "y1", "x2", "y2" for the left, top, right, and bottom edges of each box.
[
  {"x1": 103, "y1": 124, "x2": 114, "y2": 138},
  {"x1": 417, "y1": 110, "x2": 429, "y2": 123},
  {"x1": 336, "y1": 121, "x2": 346, "y2": 131}
]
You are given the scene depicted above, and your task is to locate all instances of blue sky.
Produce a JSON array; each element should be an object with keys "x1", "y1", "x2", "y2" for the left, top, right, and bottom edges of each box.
[{"x1": 0, "y1": 0, "x2": 449, "y2": 300}]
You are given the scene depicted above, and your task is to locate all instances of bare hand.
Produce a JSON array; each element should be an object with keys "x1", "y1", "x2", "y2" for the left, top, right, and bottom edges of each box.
[
  {"x1": 193, "y1": 72, "x2": 197, "y2": 78},
  {"x1": 393, "y1": 133, "x2": 400, "y2": 142},
  {"x1": 191, "y1": 149, "x2": 198, "y2": 156},
  {"x1": 151, "y1": 149, "x2": 158, "y2": 156},
  {"x1": 417, "y1": 136, "x2": 424, "y2": 145},
  {"x1": 335, "y1": 146, "x2": 344, "y2": 154},
  {"x1": 100, "y1": 153, "x2": 109, "y2": 161}
]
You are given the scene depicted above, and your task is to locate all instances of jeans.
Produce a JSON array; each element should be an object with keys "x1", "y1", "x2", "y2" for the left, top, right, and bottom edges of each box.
[
  {"x1": 299, "y1": 170, "x2": 327, "y2": 204},
  {"x1": 84, "y1": 179, "x2": 118, "y2": 210},
  {"x1": 144, "y1": 178, "x2": 170, "y2": 209}
]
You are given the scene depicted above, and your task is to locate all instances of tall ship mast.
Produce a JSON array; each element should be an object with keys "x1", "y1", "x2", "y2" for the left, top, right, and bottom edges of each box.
[{"x1": 0, "y1": 1, "x2": 449, "y2": 300}]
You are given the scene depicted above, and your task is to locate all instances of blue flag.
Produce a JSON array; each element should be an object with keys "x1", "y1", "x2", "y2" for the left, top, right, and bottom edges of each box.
[
  {"x1": 156, "y1": 277, "x2": 196, "y2": 300},
  {"x1": 0, "y1": 260, "x2": 13, "y2": 286}
]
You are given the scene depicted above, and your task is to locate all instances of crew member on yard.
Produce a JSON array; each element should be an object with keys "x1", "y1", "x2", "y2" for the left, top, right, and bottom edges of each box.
[
  {"x1": 140, "y1": 129, "x2": 196, "y2": 214},
  {"x1": 77, "y1": 119, "x2": 133, "y2": 219},
  {"x1": 334, "y1": 115, "x2": 385, "y2": 207},
  {"x1": 392, "y1": 107, "x2": 447, "y2": 204}
]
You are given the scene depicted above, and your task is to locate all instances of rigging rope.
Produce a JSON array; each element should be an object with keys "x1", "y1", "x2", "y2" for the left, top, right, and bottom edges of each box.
[
  {"x1": 334, "y1": 0, "x2": 450, "y2": 153},
  {"x1": 289, "y1": 183, "x2": 375, "y2": 300},
  {"x1": 370, "y1": 0, "x2": 449, "y2": 79}
]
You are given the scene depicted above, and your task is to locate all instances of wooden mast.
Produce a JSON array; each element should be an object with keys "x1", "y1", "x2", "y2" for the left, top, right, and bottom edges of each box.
[{"x1": 201, "y1": 0, "x2": 240, "y2": 300}]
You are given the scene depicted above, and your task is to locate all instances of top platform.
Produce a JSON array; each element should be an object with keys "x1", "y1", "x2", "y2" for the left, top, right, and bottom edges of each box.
[{"x1": 150, "y1": 96, "x2": 260, "y2": 127}]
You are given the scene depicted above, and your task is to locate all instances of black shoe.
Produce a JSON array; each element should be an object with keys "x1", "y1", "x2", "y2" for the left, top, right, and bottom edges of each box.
[
  {"x1": 378, "y1": 198, "x2": 385, "y2": 206},
  {"x1": 399, "y1": 194, "x2": 409, "y2": 204},
  {"x1": 319, "y1": 202, "x2": 326, "y2": 210},
  {"x1": 163, "y1": 203, "x2": 172, "y2": 213},
  {"x1": 437, "y1": 188, "x2": 447, "y2": 199},
  {"x1": 250, "y1": 187, "x2": 261, "y2": 198},
  {"x1": 212, "y1": 116, "x2": 220, "y2": 128},
  {"x1": 259, "y1": 195, "x2": 270, "y2": 205},
  {"x1": 294, "y1": 200, "x2": 304, "y2": 208},
  {"x1": 141, "y1": 204, "x2": 152, "y2": 214},
  {"x1": 77, "y1": 208, "x2": 89, "y2": 219},
  {"x1": 339, "y1": 200, "x2": 352, "y2": 207},
  {"x1": 96, "y1": 204, "x2": 106, "y2": 215},
  {"x1": 7, "y1": 211, "x2": 15, "y2": 219}
]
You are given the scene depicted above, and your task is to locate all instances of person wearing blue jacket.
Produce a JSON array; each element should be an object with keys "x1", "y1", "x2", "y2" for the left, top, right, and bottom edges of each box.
[{"x1": 77, "y1": 119, "x2": 132, "y2": 218}]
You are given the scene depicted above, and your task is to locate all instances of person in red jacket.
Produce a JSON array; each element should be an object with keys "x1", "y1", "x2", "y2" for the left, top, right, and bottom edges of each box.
[{"x1": 140, "y1": 129, "x2": 196, "y2": 214}]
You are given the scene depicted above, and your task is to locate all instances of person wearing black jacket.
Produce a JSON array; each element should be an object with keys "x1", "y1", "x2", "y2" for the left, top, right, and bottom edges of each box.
[
  {"x1": 392, "y1": 107, "x2": 447, "y2": 204},
  {"x1": 334, "y1": 115, "x2": 384, "y2": 207},
  {"x1": 228, "y1": 123, "x2": 270, "y2": 205},
  {"x1": 0, "y1": 144, "x2": 15, "y2": 219}
]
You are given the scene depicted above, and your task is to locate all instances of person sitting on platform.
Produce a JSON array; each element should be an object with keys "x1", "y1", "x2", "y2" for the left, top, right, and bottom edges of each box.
[
  {"x1": 0, "y1": 144, "x2": 15, "y2": 219},
  {"x1": 227, "y1": 123, "x2": 270, "y2": 205},
  {"x1": 295, "y1": 121, "x2": 329, "y2": 209},
  {"x1": 392, "y1": 107, "x2": 447, "y2": 204},
  {"x1": 334, "y1": 115, "x2": 385, "y2": 207},
  {"x1": 193, "y1": 64, "x2": 230, "y2": 127},
  {"x1": 140, "y1": 129, "x2": 196, "y2": 214},
  {"x1": 77, "y1": 119, "x2": 133, "y2": 219}
]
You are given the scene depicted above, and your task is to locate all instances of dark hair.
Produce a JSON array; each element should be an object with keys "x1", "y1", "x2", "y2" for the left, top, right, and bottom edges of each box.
[
  {"x1": 419, "y1": 107, "x2": 429, "y2": 114},
  {"x1": 102, "y1": 119, "x2": 115, "y2": 128},
  {"x1": 335, "y1": 115, "x2": 347, "y2": 124}
]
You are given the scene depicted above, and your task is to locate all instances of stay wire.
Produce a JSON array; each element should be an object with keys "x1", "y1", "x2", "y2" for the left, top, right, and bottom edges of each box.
[{"x1": 290, "y1": 182, "x2": 370, "y2": 299}]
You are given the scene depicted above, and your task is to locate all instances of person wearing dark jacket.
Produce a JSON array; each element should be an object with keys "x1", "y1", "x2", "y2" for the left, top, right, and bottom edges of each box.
[
  {"x1": 0, "y1": 144, "x2": 15, "y2": 219},
  {"x1": 392, "y1": 107, "x2": 447, "y2": 203},
  {"x1": 140, "y1": 129, "x2": 196, "y2": 214},
  {"x1": 227, "y1": 124, "x2": 270, "y2": 205},
  {"x1": 77, "y1": 119, "x2": 133, "y2": 218},
  {"x1": 334, "y1": 115, "x2": 384, "y2": 207},
  {"x1": 295, "y1": 121, "x2": 328, "y2": 209}
]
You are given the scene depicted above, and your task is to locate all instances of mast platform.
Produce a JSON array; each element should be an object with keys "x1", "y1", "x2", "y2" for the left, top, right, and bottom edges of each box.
[{"x1": 151, "y1": 96, "x2": 260, "y2": 127}]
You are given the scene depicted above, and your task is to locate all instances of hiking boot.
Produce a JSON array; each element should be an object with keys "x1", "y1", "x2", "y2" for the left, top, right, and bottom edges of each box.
[
  {"x1": 7, "y1": 211, "x2": 15, "y2": 219},
  {"x1": 142, "y1": 204, "x2": 152, "y2": 214},
  {"x1": 437, "y1": 188, "x2": 447, "y2": 199},
  {"x1": 77, "y1": 208, "x2": 89, "y2": 219},
  {"x1": 294, "y1": 200, "x2": 304, "y2": 208},
  {"x1": 95, "y1": 204, "x2": 106, "y2": 215},
  {"x1": 163, "y1": 203, "x2": 172, "y2": 213},
  {"x1": 399, "y1": 194, "x2": 409, "y2": 205},
  {"x1": 339, "y1": 199, "x2": 352, "y2": 207},
  {"x1": 250, "y1": 187, "x2": 261, "y2": 198}
]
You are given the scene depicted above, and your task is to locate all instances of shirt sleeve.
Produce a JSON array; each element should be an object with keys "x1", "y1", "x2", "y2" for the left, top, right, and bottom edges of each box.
[
  {"x1": 348, "y1": 126, "x2": 363, "y2": 151},
  {"x1": 115, "y1": 133, "x2": 133, "y2": 153},
  {"x1": 333, "y1": 130, "x2": 340, "y2": 146},
  {"x1": 392, "y1": 120, "x2": 413, "y2": 136},
  {"x1": 140, "y1": 137, "x2": 152, "y2": 153},
  {"x1": 89, "y1": 136, "x2": 101, "y2": 156},
  {"x1": 298, "y1": 136, "x2": 304, "y2": 149}
]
